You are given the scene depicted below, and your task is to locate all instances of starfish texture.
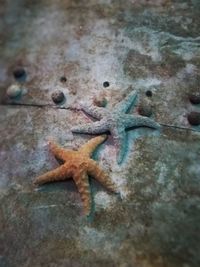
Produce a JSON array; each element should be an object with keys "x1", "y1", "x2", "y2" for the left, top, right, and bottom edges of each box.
[
  {"x1": 72, "y1": 90, "x2": 160, "y2": 164},
  {"x1": 34, "y1": 135, "x2": 117, "y2": 215}
]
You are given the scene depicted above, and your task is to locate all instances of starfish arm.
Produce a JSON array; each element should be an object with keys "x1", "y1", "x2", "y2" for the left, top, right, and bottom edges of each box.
[
  {"x1": 73, "y1": 172, "x2": 92, "y2": 215},
  {"x1": 124, "y1": 114, "x2": 161, "y2": 129},
  {"x1": 33, "y1": 165, "x2": 70, "y2": 185},
  {"x1": 78, "y1": 135, "x2": 107, "y2": 157},
  {"x1": 81, "y1": 103, "x2": 106, "y2": 119},
  {"x1": 87, "y1": 160, "x2": 117, "y2": 193},
  {"x1": 71, "y1": 120, "x2": 109, "y2": 134},
  {"x1": 115, "y1": 90, "x2": 137, "y2": 113},
  {"x1": 49, "y1": 141, "x2": 71, "y2": 162},
  {"x1": 110, "y1": 128, "x2": 127, "y2": 164}
]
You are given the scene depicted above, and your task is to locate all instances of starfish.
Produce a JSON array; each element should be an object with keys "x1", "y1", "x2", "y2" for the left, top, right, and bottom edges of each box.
[
  {"x1": 71, "y1": 90, "x2": 160, "y2": 164},
  {"x1": 33, "y1": 135, "x2": 117, "y2": 216}
]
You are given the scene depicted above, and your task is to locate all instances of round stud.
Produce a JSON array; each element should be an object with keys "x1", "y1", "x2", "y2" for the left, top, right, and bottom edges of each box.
[
  {"x1": 51, "y1": 90, "x2": 65, "y2": 104},
  {"x1": 138, "y1": 104, "x2": 152, "y2": 117},
  {"x1": 6, "y1": 84, "x2": 22, "y2": 98},
  {"x1": 93, "y1": 96, "x2": 107, "y2": 107},
  {"x1": 145, "y1": 90, "x2": 152, "y2": 97},
  {"x1": 187, "y1": 112, "x2": 200, "y2": 126},
  {"x1": 189, "y1": 93, "x2": 200, "y2": 105}
]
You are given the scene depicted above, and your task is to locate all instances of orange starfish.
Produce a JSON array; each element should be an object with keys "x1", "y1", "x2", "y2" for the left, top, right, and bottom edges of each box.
[{"x1": 34, "y1": 135, "x2": 117, "y2": 215}]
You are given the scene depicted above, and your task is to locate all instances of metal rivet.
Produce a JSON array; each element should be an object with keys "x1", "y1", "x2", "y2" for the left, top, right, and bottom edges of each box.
[
  {"x1": 189, "y1": 93, "x2": 200, "y2": 105},
  {"x1": 187, "y1": 112, "x2": 200, "y2": 126},
  {"x1": 51, "y1": 90, "x2": 65, "y2": 104}
]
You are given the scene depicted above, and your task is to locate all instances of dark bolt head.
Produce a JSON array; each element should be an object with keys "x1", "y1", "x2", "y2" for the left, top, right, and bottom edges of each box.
[
  {"x1": 145, "y1": 90, "x2": 152, "y2": 97},
  {"x1": 51, "y1": 90, "x2": 65, "y2": 104},
  {"x1": 189, "y1": 92, "x2": 200, "y2": 105},
  {"x1": 138, "y1": 105, "x2": 152, "y2": 117},
  {"x1": 187, "y1": 112, "x2": 200, "y2": 126},
  {"x1": 60, "y1": 76, "x2": 67, "y2": 83}
]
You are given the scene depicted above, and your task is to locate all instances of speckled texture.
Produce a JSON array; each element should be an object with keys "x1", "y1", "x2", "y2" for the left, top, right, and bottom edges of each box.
[
  {"x1": 0, "y1": 0, "x2": 200, "y2": 130},
  {"x1": 0, "y1": 1, "x2": 200, "y2": 267}
]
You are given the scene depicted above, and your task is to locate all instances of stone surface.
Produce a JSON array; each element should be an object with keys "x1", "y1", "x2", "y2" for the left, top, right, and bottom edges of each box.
[
  {"x1": 0, "y1": 1, "x2": 200, "y2": 267},
  {"x1": 0, "y1": 105, "x2": 200, "y2": 267},
  {"x1": 0, "y1": 0, "x2": 200, "y2": 130}
]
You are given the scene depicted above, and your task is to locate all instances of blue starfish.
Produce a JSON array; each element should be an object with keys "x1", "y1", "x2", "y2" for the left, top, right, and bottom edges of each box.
[{"x1": 72, "y1": 90, "x2": 160, "y2": 164}]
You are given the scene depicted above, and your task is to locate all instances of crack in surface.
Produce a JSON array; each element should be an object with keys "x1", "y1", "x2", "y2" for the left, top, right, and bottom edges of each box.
[
  {"x1": 0, "y1": 102, "x2": 75, "y2": 111},
  {"x1": 159, "y1": 123, "x2": 200, "y2": 133},
  {"x1": 0, "y1": 103, "x2": 199, "y2": 133}
]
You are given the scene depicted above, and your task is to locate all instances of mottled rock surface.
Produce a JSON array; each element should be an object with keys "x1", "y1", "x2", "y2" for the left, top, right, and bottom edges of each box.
[{"x1": 0, "y1": 1, "x2": 200, "y2": 267}]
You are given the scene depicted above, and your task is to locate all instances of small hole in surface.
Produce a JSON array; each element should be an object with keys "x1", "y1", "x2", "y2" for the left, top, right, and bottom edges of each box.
[
  {"x1": 103, "y1": 81, "x2": 110, "y2": 88},
  {"x1": 60, "y1": 76, "x2": 67, "y2": 83},
  {"x1": 146, "y1": 90, "x2": 152, "y2": 97},
  {"x1": 13, "y1": 68, "x2": 26, "y2": 81}
]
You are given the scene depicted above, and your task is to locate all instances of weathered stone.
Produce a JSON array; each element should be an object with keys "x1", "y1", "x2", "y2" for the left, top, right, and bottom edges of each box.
[
  {"x1": 0, "y1": 1, "x2": 200, "y2": 266},
  {"x1": 0, "y1": 1, "x2": 199, "y2": 131},
  {"x1": 0, "y1": 105, "x2": 200, "y2": 266}
]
